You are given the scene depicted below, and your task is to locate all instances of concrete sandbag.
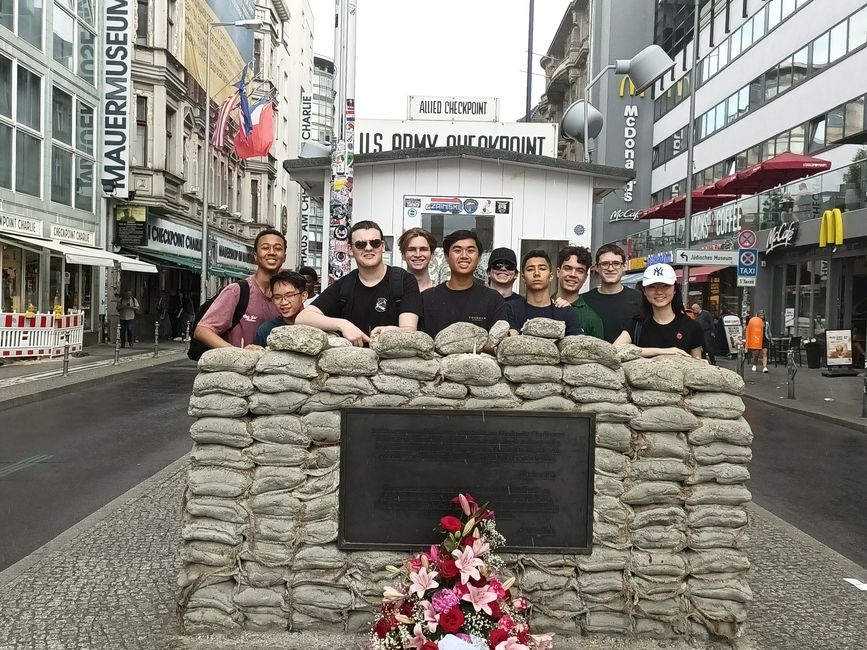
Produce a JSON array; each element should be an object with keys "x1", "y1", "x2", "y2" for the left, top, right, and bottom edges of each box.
[
  {"x1": 685, "y1": 484, "x2": 752, "y2": 506},
  {"x1": 239, "y1": 561, "x2": 288, "y2": 588},
  {"x1": 629, "y1": 390, "x2": 684, "y2": 407},
  {"x1": 621, "y1": 481, "x2": 684, "y2": 506},
  {"x1": 187, "y1": 581, "x2": 237, "y2": 614},
  {"x1": 519, "y1": 396, "x2": 576, "y2": 411},
  {"x1": 692, "y1": 443, "x2": 752, "y2": 465},
  {"x1": 434, "y1": 322, "x2": 489, "y2": 356},
  {"x1": 186, "y1": 496, "x2": 250, "y2": 524},
  {"x1": 421, "y1": 380, "x2": 469, "y2": 399},
  {"x1": 182, "y1": 517, "x2": 244, "y2": 546},
  {"x1": 468, "y1": 382, "x2": 514, "y2": 399},
  {"x1": 371, "y1": 374, "x2": 421, "y2": 397},
  {"x1": 630, "y1": 406, "x2": 700, "y2": 432},
  {"x1": 440, "y1": 353, "x2": 502, "y2": 385},
  {"x1": 199, "y1": 348, "x2": 261, "y2": 374},
  {"x1": 298, "y1": 392, "x2": 357, "y2": 414},
  {"x1": 252, "y1": 374, "x2": 314, "y2": 395},
  {"x1": 687, "y1": 550, "x2": 750, "y2": 575},
  {"x1": 515, "y1": 382, "x2": 562, "y2": 400},
  {"x1": 266, "y1": 325, "x2": 328, "y2": 356},
  {"x1": 629, "y1": 505, "x2": 686, "y2": 530},
  {"x1": 487, "y1": 320, "x2": 511, "y2": 347},
  {"x1": 684, "y1": 393, "x2": 746, "y2": 419},
  {"x1": 318, "y1": 375, "x2": 376, "y2": 395},
  {"x1": 623, "y1": 358, "x2": 685, "y2": 392},
  {"x1": 575, "y1": 401, "x2": 639, "y2": 422},
  {"x1": 302, "y1": 411, "x2": 340, "y2": 445},
  {"x1": 188, "y1": 466, "x2": 251, "y2": 498},
  {"x1": 249, "y1": 415, "x2": 308, "y2": 446},
  {"x1": 634, "y1": 432, "x2": 690, "y2": 460},
  {"x1": 378, "y1": 357, "x2": 440, "y2": 381},
  {"x1": 632, "y1": 526, "x2": 687, "y2": 551},
  {"x1": 686, "y1": 505, "x2": 749, "y2": 529},
  {"x1": 686, "y1": 464, "x2": 751, "y2": 485},
  {"x1": 630, "y1": 459, "x2": 692, "y2": 482},
  {"x1": 503, "y1": 364, "x2": 563, "y2": 383},
  {"x1": 250, "y1": 466, "x2": 306, "y2": 495},
  {"x1": 318, "y1": 347, "x2": 378, "y2": 376},
  {"x1": 249, "y1": 491, "x2": 303, "y2": 517},
  {"x1": 256, "y1": 351, "x2": 320, "y2": 378},
  {"x1": 247, "y1": 391, "x2": 308, "y2": 416},
  {"x1": 683, "y1": 364, "x2": 745, "y2": 395},
  {"x1": 688, "y1": 417, "x2": 753, "y2": 446},
  {"x1": 193, "y1": 371, "x2": 255, "y2": 397},
  {"x1": 190, "y1": 417, "x2": 253, "y2": 448},
  {"x1": 522, "y1": 317, "x2": 566, "y2": 339},
  {"x1": 370, "y1": 328, "x2": 435, "y2": 359},
  {"x1": 577, "y1": 547, "x2": 629, "y2": 572},
  {"x1": 191, "y1": 444, "x2": 254, "y2": 471},
  {"x1": 558, "y1": 336, "x2": 620, "y2": 369},
  {"x1": 567, "y1": 386, "x2": 628, "y2": 404},
  {"x1": 497, "y1": 336, "x2": 560, "y2": 366},
  {"x1": 245, "y1": 442, "x2": 310, "y2": 467},
  {"x1": 596, "y1": 423, "x2": 632, "y2": 452},
  {"x1": 189, "y1": 394, "x2": 248, "y2": 418},
  {"x1": 562, "y1": 363, "x2": 625, "y2": 388}
]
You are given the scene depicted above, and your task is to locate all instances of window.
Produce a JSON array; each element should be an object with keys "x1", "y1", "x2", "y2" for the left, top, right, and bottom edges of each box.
[
  {"x1": 18, "y1": 0, "x2": 43, "y2": 49},
  {"x1": 0, "y1": 59, "x2": 43, "y2": 194},
  {"x1": 75, "y1": 155, "x2": 92, "y2": 211},
  {"x1": 752, "y1": 6, "x2": 766, "y2": 41},
  {"x1": 0, "y1": 0, "x2": 12, "y2": 30},
  {"x1": 52, "y1": 88, "x2": 72, "y2": 144},
  {"x1": 0, "y1": 55, "x2": 10, "y2": 118},
  {"x1": 51, "y1": 146, "x2": 72, "y2": 203},
  {"x1": 78, "y1": 22, "x2": 95, "y2": 84},
  {"x1": 809, "y1": 118, "x2": 826, "y2": 152},
  {"x1": 748, "y1": 75, "x2": 763, "y2": 110},
  {"x1": 253, "y1": 37, "x2": 262, "y2": 78},
  {"x1": 77, "y1": 101, "x2": 93, "y2": 154},
  {"x1": 251, "y1": 178, "x2": 260, "y2": 222},
  {"x1": 742, "y1": 14, "x2": 754, "y2": 48},
  {"x1": 166, "y1": 0, "x2": 176, "y2": 50},
  {"x1": 17, "y1": 65, "x2": 40, "y2": 130},
  {"x1": 829, "y1": 22, "x2": 847, "y2": 62},
  {"x1": 843, "y1": 97, "x2": 864, "y2": 139},
  {"x1": 850, "y1": 7, "x2": 867, "y2": 51},
  {"x1": 77, "y1": 0, "x2": 94, "y2": 25},
  {"x1": 777, "y1": 57, "x2": 793, "y2": 95},
  {"x1": 165, "y1": 107, "x2": 175, "y2": 171},
  {"x1": 789, "y1": 124, "x2": 806, "y2": 155},
  {"x1": 16, "y1": 131, "x2": 40, "y2": 196},
  {"x1": 767, "y1": 0, "x2": 781, "y2": 30},
  {"x1": 792, "y1": 46, "x2": 808, "y2": 85},
  {"x1": 136, "y1": 0, "x2": 148, "y2": 42},
  {"x1": 812, "y1": 32, "x2": 829, "y2": 72},
  {"x1": 781, "y1": 0, "x2": 796, "y2": 20},
  {"x1": 53, "y1": 4, "x2": 74, "y2": 68},
  {"x1": 134, "y1": 95, "x2": 147, "y2": 165},
  {"x1": 764, "y1": 65, "x2": 779, "y2": 101}
]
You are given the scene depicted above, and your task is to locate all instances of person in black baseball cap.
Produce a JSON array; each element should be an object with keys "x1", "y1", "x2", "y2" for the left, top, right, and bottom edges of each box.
[{"x1": 486, "y1": 247, "x2": 523, "y2": 304}]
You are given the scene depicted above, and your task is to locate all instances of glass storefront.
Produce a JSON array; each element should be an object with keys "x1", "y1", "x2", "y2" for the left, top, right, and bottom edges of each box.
[{"x1": 1, "y1": 242, "x2": 23, "y2": 312}]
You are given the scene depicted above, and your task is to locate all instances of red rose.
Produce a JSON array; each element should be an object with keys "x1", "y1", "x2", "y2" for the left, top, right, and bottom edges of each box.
[
  {"x1": 439, "y1": 607, "x2": 465, "y2": 633},
  {"x1": 373, "y1": 615, "x2": 394, "y2": 639},
  {"x1": 469, "y1": 575, "x2": 487, "y2": 588},
  {"x1": 439, "y1": 558, "x2": 459, "y2": 580},
  {"x1": 420, "y1": 643, "x2": 439, "y2": 650},
  {"x1": 517, "y1": 628, "x2": 530, "y2": 643},
  {"x1": 459, "y1": 536, "x2": 475, "y2": 548},
  {"x1": 399, "y1": 601, "x2": 413, "y2": 617},
  {"x1": 453, "y1": 583, "x2": 469, "y2": 597},
  {"x1": 488, "y1": 629, "x2": 509, "y2": 648},
  {"x1": 440, "y1": 515, "x2": 463, "y2": 533},
  {"x1": 489, "y1": 600, "x2": 502, "y2": 619}
]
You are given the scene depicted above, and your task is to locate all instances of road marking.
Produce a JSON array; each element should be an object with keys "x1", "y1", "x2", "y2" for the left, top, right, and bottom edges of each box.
[
  {"x1": 0, "y1": 350, "x2": 182, "y2": 388},
  {"x1": 0, "y1": 454, "x2": 54, "y2": 478},
  {"x1": 844, "y1": 578, "x2": 867, "y2": 591}
]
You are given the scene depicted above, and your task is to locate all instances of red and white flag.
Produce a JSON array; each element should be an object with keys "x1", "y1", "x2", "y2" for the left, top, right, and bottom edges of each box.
[
  {"x1": 234, "y1": 101, "x2": 274, "y2": 159},
  {"x1": 211, "y1": 92, "x2": 239, "y2": 148}
]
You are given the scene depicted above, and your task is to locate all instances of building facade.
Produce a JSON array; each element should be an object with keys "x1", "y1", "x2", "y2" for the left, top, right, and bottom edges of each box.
[
  {"x1": 622, "y1": 0, "x2": 867, "y2": 345},
  {"x1": 1, "y1": 0, "x2": 104, "y2": 333}
]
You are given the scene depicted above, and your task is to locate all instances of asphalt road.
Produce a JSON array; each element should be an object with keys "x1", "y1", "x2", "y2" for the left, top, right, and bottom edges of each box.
[
  {"x1": 0, "y1": 361, "x2": 197, "y2": 571},
  {"x1": 746, "y1": 400, "x2": 867, "y2": 568}
]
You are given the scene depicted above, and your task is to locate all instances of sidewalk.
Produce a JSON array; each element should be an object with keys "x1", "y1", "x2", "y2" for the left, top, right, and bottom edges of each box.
[
  {"x1": 0, "y1": 341, "x2": 190, "y2": 412},
  {"x1": 0, "y1": 456, "x2": 865, "y2": 649},
  {"x1": 716, "y1": 356, "x2": 867, "y2": 433}
]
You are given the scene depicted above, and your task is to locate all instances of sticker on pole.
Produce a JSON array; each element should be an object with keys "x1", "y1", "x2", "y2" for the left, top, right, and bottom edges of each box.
[{"x1": 737, "y1": 229, "x2": 756, "y2": 249}]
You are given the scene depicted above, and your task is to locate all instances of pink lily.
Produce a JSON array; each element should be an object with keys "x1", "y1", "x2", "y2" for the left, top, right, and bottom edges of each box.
[
  {"x1": 495, "y1": 638, "x2": 529, "y2": 650},
  {"x1": 458, "y1": 493, "x2": 472, "y2": 516},
  {"x1": 452, "y1": 546, "x2": 483, "y2": 584},
  {"x1": 428, "y1": 545, "x2": 442, "y2": 562},
  {"x1": 461, "y1": 582, "x2": 498, "y2": 615},
  {"x1": 420, "y1": 600, "x2": 440, "y2": 633},
  {"x1": 404, "y1": 623, "x2": 429, "y2": 649},
  {"x1": 383, "y1": 585, "x2": 406, "y2": 604},
  {"x1": 471, "y1": 536, "x2": 490, "y2": 557},
  {"x1": 408, "y1": 566, "x2": 439, "y2": 598},
  {"x1": 531, "y1": 634, "x2": 554, "y2": 650}
]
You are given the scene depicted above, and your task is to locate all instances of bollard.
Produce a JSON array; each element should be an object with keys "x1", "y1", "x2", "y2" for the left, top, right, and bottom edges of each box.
[
  {"x1": 113, "y1": 323, "x2": 122, "y2": 365},
  {"x1": 184, "y1": 320, "x2": 191, "y2": 354},
  {"x1": 62, "y1": 342, "x2": 70, "y2": 376},
  {"x1": 154, "y1": 320, "x2": 160, "y2": 358},
  {"x1": 786, "y1": 348, "x2": 797, "y2": 400},
  {"x1": 736, "y1": 341, "x2": 745, "y2": 378}
]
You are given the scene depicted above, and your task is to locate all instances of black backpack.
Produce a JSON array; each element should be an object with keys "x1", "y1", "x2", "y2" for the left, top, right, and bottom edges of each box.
[
  {"x1": 187, "y1": 281, "x2": 251, "y2": 361},
  {"x1": 336, "y1": 266, "x2": 404, "y2": 315}
]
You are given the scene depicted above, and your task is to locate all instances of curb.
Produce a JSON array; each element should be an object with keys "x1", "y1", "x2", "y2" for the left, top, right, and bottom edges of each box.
[
  {"x1": 0, "y1": 454, "x2": 190, "y2": 589},
  {"x1": 0, "y1": 351, "x2": 192, "y2": 413},
  {"x1": 742, "y1": 393, "x2": 867, "y2": 434}
]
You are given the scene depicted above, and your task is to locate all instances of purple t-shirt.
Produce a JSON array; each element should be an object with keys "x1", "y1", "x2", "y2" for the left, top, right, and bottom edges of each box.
[{"x1": 198, "y1": 276, "x2": 279, "y2": 347}]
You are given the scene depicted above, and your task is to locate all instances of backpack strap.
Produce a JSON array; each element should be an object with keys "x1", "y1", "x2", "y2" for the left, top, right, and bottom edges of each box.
[
  {"x1": 388, "y1": 266, "x2": 404, "y2": 306},
  {"x1": 337, "y1": 269, "x2": 359, "y2": 316},
  {"x1": 230, "y1": 280, "x2": 250, "y2": 328},
  {"x1": 632, "y1": 317, "x2": 644, "y2": 346}
]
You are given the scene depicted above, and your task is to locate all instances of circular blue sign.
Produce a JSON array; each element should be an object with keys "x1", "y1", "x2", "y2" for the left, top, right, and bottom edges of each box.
[
  {"x1": 573, "y1": 224, "x2": 586, "y2": 236},
  {"x1": 463, "y1": 199, "x2": 479, "y2": 214}
]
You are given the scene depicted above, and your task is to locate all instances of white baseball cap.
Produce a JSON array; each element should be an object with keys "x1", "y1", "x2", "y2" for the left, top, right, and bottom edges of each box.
[{"x1": 642, "y1": 263, "x2": 677, "y2": 285}]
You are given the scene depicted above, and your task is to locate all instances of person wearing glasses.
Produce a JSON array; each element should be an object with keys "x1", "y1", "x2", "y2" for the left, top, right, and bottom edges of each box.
[
  {"x1": 613, "y1": 263, "x2": 704, "y2": 359},
  {"x1": 254, "y1": 271, "x2": 309, "y2": 347},
  {"x1": 296, "y1": 220, "x2": 422, "y2": 346},
  {"x1": 486, "y1": 247, "x2": 524, "y2": 306},
  {"x1": 552, "y1": 245, "x2": 604, "y2": 339},
  {"x1": 195, "y1": 228, "x2": 285, "y2": 349},
  {"x1": 421, "y1": 230, "x2": 507, "y2": 338},
  {"x1": 582, "y1": 243, "x2": 643, "y2": 343}
]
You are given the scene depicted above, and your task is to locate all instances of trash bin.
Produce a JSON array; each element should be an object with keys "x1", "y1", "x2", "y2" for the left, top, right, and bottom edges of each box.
[{"x1": 805, "y1": 343, "x2": 822, "y2": 369}]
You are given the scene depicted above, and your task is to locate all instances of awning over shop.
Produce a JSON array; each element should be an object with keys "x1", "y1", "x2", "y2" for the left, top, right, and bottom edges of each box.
[
  {"x1": 128, "y1": 248, "x2": 201, "y2": 272},
  {"x1": 674, "y1": 265, "x2": 727, "y2": 284},
  {"x1": 210, "y1": 265, "x2": 249, "y2": 280},
  {"x1": 705, "y1": 152, "x2": 831, "y2": 196},
  {"x1": 2, "y1": 234, "x2": 157, "y2": 273},
  {"x1": 638, "y1": 186, "x2": 739, "y2": 220}
]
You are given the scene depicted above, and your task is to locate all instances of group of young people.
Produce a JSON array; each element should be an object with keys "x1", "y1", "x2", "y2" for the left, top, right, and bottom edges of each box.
[{"x1": 194, "y1": 224, "x2": 710, "y2": 361}]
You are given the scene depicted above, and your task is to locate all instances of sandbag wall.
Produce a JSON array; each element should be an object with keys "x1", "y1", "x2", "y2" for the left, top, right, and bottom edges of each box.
[{"x1": 180, "y1": 320, "x2": 753, "y2": 641}]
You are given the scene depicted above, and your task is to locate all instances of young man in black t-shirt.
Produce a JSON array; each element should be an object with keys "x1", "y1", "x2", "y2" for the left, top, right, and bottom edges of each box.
[
  {"x1": 421, "y1": 230, "x2": 507, "y2": 338},
  {"x1": 507, "y1": 249, "x2": 582, "y2": 335},
  {"x1": 582, "y1": 243, "x2": 643, "y2": 343},
  {"x1": 296, "y1": 220, "x2": 422, "y2": 346}
]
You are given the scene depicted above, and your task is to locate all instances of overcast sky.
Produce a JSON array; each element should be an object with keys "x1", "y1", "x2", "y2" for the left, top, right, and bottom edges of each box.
[{"x1": 310, "y1": 0, "x2": 572, "y2": 121}]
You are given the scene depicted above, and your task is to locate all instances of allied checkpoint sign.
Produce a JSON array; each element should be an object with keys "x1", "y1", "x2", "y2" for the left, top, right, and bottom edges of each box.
[{"x1": 339, "y1": 408, "x2": 595, "y2": 553}]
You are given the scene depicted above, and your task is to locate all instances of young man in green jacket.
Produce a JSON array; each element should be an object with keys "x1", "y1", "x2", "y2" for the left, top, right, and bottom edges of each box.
[{"x1": 554, "y1": 245, "x2": 605, "y2": 339}]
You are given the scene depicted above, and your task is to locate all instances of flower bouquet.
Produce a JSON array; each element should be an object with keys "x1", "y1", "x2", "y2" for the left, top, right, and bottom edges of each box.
[{"x1": 368, "y1": 494, "x2": 553, "y2": 650}]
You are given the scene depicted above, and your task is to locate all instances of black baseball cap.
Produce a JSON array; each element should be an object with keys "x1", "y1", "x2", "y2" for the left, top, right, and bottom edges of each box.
[{"x1": 487, "y1": 247, "x2": 517, "y2": 269}]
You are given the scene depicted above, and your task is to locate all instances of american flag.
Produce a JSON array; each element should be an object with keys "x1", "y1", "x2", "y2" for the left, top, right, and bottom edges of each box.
[{"x1": 210, "y1": 91, "x2": 240, "y2": 149}]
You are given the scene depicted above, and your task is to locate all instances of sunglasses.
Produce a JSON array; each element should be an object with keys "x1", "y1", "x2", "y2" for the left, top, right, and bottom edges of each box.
[
  {"x1": 492, "y1": 262, "x2": 516, "y2": 272},
  {"x1": 352, "y1": 239, "x2": 384, "y2": 250}
]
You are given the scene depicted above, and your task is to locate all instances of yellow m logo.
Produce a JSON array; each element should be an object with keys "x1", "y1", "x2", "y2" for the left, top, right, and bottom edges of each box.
[
  {"x1": 819, "y1": 209, "x2": 843, "y2": 247},
  {"x1": 618, "y1": 75, "x2": 646, "y2": 98}
]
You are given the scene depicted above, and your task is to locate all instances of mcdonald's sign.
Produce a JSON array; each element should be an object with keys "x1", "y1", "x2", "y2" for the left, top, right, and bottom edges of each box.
[
  {"x1": 819, "y1": 208, "x2": 844, "y2": 247},
  {"x1": 618, "y1": 75, "x2": 646, "y2": 98}
]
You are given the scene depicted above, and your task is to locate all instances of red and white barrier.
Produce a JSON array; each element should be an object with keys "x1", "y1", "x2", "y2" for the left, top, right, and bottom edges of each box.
[{"x1": 0, "y1": 312, "x2": 85, "y2": 358}]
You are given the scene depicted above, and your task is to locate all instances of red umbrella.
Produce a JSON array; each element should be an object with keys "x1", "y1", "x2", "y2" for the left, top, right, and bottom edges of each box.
[
  {"x1": 705, "y1": 152, "x2": 831, "y2": 196},
  {"x1": 638, "y1": 186, "x2": 738, "y2": 220}
]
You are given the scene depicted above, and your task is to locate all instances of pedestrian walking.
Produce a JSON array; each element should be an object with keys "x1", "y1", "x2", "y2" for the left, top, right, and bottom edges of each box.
[
  {"x1": 116, "y1": 289, "x2": 141, "y2": 348},
  {"x1": 746, "y1": 310, "x2": 771, "y2": 372},
  {"x1": 692, "y1": 302, "x2": 716, "y2": 365}
]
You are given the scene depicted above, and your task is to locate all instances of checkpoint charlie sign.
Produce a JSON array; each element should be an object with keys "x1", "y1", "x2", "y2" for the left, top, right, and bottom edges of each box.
[{"x1": 356, "y1": 119, "x2": 558, "y2": 157}]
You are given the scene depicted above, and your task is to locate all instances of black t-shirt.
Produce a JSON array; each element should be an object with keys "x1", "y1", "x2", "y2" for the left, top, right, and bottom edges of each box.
[
  {"x1": 421, "y1": 283, "x2": 507, "y2": 337},
  {"x1": 583, "y1": 287, "x2": 643, "y2": 343},
  {"x1": 312, "y1": 266, "x2": 422, "y2": 335},
  {"x1": 507, "y1": 301, "x2": 583, "y2": 336},
  {"x1": 635, "y1": 313, "x2": 705, "y2": 353}
]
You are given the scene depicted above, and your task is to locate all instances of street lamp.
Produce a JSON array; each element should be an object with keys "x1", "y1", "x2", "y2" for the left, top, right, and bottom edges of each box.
[
  {"x1": 560, "y1": 44, "x2": 675, "y2": 163},
  {"x1": 680, "y1": 0, "x2": 701, "y2": 307},
  {"x1": 199, "y1": 18, "x2": 262, "y2": 305}
]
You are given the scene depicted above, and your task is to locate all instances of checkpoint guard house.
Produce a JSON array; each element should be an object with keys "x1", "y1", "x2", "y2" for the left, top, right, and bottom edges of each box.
[{"x1": 285, "y1": 97, "x2": 634, "y2": 277}]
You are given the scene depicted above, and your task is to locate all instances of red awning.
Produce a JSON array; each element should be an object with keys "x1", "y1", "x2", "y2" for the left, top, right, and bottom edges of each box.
[
  {"x1": 674, "y1": 265, "x2": 727, "y2": 284},
  {"x1": 705, "y1": 152, "x2": 831, "y2": 196},
  {"x1": 638, "y1": 186, "x2": 739, "y2": 220}
]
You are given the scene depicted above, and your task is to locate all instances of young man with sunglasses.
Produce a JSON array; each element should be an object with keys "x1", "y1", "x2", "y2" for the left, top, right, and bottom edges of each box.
[
  {"x1": 582, "y1": 243, "x2": 643, "y2": 343},
  {"x1": 194, "y1": 228, "x2": 285, "y2": 349},
  {"x1": 254, "y1": 270, "x2": 309, "y2": 346},
  {"x1": 421, "y1": 230, "x2": 507, "y2": 337},
  {"x1": 486, "y1": 247, "x2": 524, "y2": 306},
  {"x1": 296, "y1": 220, "x2": 422, "y2": 346}
]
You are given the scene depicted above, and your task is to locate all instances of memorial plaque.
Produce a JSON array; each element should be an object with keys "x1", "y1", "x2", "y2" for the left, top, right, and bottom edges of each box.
[{"x1": 339, "y1": 408, "x2": 595, "y2": 553}]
